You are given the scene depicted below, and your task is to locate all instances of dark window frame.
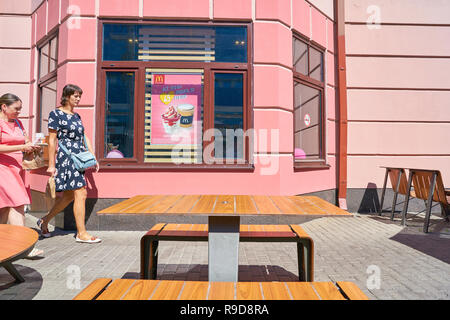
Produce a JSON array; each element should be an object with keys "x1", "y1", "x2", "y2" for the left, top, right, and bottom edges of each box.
[
  {"x1": 37, "y1": 33, "x2": 58, "y2": 134},
  {"x1": 96, "y1": 20, "x2": 253, "y2": 171},
  {"x1": 292, "y1": 33, "x2": 328, "y2": 170}
]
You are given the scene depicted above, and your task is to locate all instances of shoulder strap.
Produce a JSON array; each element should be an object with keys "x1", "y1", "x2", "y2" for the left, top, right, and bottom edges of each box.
[
  {"x1": 14, "y1": 119, "x2": 25, "y2": 135},
  {"x1": 58, "y1": 140, "x2": 71, "y2": 155}
]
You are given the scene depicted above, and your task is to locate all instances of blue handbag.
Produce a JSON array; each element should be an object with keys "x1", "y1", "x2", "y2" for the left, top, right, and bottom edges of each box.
[{"x1": 58, "y1": 136, "x2": 97, "y2": 172}]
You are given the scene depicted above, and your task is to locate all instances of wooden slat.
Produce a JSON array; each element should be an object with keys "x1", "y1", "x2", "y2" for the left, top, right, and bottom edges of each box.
[
  {"x1": 123, "y1": 195, "x2": 165, "y2": 214},
  {"x1": 96, "y1": 279, "x2": 136, "y2": 300},
  {"x1": 336, "y1": 281, "x2": 369, "y2": 300},
  {"x1": 150, "y1": 280, "x2": 185, "y2": 300},
  {"x1": 191, "y1": 195, "x2": 217, "y2": 214},
  {"x1": 167, "y1": 195, "x2": 201, "y2": 214},
  {"x1": 303, "y1": 196, "x2": 351, "y2": 216},
  {"x1": 235, "y1": 195, "x2": 258, "y2": 214},
  {"x1": 73, "y1": 278, "x2": 112, "y2": 300},
  {"x1": 208, "y1": 282, "x2": 235, "y2": 300},
  {"x1": 261, "y1": 282, "x2": 292, "y2": 300},
  {"x1": 214, "y1": 195, "x2": 235, "y2": 214},
  {"x1": 146, "y1": 195, "x2": 184, "y2": 213},
  {"x1": 312, "y1": 282, "x2": 346, "y2": 300},
  {"x1": 286, "y1": 282, "x2": 320, "y2": 300},
  {"x1": 150, "y1": 223, "x2": 166, "y2": 231},
  {"x1": 287, "y1": 196, "x2": 326, "y2": 215},
  {"x1": 97, "y1": 195, "x2": 148, "y2": 214},
  {"x1": 76, "y1": 279, "x2": 366, "y2": 300},
  {"x1": 236, "y1": 282, "x2": 263, "y2": 300},
  {"x1": 140, "y1": 50, "x2": 215, "y2": 55},
  {"x1": 251, "y1": 195, "x2": 281, "y2": 214},
  {"x1": 139, "y1": 55, "x2": 215, "y2": 61},
  {"x1": 269, "y1": 196, "x2": 304, "y2": 214},
  {"x1": 122, "y1": 280, "x2": 160, "y2": 300},
  {"x1": 179, "y1": 281, "x2": 209, "y2": 300}
]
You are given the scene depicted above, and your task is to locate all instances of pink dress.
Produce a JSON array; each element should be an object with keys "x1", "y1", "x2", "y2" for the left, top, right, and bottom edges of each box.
[{"x1": 0, "y1": 119, "x2": 31, "y2": 209}]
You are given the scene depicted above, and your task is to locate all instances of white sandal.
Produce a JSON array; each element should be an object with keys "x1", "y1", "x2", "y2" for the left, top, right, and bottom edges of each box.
[
  {"x1": 37, "y1": 219, "x2": 51, "y2": 238},
  {"x1": 26, "y1": 248, "x2": 44, "y2": 258},
  {"x1": 75, "y1": 236, "x2": 101, "y2": 244}
]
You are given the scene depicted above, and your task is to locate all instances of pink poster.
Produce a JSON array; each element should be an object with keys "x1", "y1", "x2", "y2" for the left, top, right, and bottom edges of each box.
[{"x1": 150, "y1": 73, "x2": 202, "y2": 146}]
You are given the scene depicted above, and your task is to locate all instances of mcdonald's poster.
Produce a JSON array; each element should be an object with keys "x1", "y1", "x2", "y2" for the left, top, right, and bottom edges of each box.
[{"x1": 150, "y1": 73, "x2": 202, "y2": 146}]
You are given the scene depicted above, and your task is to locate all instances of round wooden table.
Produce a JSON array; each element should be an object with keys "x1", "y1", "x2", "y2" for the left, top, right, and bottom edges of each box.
[{"x1": 0, "y1": 224, "x2": 38, "y2": 282}]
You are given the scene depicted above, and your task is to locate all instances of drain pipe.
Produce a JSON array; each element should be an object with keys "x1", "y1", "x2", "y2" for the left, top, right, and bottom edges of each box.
[{"x1": 335, "y1": 0, "x2": 348, "y2": 210}]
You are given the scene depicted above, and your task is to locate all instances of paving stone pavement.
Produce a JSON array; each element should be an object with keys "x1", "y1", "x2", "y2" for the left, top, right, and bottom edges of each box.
[{"x1": 0, "y1": 212, "x2": 449, "y2": 300}]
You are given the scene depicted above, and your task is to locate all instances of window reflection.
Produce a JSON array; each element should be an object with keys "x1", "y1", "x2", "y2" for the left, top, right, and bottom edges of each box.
[
  {"x1": 104, "y1": 72, "x2": 135, "y2": 158},
  {"x1": 214, "y1": 73, "x2": 244, "y2": 160},
  {"x1": 294, "y1": 82, "x2": 322, "y2": 160},
  {"x1": 103, "y1": 24, "x2": 247, "y2": 63},
  {"x1": 40, "y1": 80, "x2": 57, "y2": 135}
]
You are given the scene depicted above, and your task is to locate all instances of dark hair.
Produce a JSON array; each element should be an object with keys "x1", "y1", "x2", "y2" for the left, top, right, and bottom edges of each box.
[
  {"x1": 60, "y1": 84, "x2": 83, "y2": 106},
  {"x1": 0, "y1": 93, "x2": 22, "y2": 111}
]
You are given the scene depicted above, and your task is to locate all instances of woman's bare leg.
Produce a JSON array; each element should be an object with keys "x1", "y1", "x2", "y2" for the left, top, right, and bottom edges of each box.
[
  {"x1": 8, "y1": 206, "x2": 25, "y2": 226},
  {"x1": 40, "y1": 190, "x2": 75, "y2": 232},
  {"x1": 72, "y1": 187, "x2": 93, "y2": 240},
  {"x1": 0, "y1": 207, "x2": 9, "y2": 224}
]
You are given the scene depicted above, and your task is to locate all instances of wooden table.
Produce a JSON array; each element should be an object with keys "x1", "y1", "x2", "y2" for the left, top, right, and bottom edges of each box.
[
  {"x1": 74, "y1": 278, "x2": 369, "y2": 300},
  {"x1": 98, "y1": 195, "x2": 352, "y2": 282},
  {"x1": 0, "y1": 224, "x2": 38, "y2": 282}
]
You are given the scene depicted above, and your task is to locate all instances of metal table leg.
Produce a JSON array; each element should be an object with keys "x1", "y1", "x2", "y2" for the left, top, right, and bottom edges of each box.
[
  {"x1": 2, "y1": 262, "x2": 25, "y2": 283},
  {"x1": 208, "y1": 216, "x2": 240, "y2": 282}
]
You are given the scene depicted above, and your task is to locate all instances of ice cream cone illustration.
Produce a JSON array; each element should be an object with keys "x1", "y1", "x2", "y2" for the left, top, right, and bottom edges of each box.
[{"x1": 161, "y1": 105, "x2": 181, "y2": 134}]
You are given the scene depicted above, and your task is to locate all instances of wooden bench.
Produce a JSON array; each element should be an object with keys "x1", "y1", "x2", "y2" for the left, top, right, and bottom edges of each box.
[
  {"x1": 73, "y1": 278, "x2": 369, "y2": 300},
  {"x1": 401, "y1": 169, "x2": 450, "y2": 233},
  {"x1": 141, "y1": 223, "x2": 314, "y2": 282},
  {"x1": 0, "y1": 225, "x2": 38, "y2": 283}
]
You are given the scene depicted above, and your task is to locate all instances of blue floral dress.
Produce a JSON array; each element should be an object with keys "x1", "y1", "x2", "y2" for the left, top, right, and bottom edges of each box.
[{"x1": 48, "y1": 109, "x2": 87, "y2": 191}]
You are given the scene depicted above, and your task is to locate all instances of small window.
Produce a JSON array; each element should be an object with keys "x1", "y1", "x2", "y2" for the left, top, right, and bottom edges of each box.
[
  {"x1": 39, "y1": 79, "x2": 57, "y2": 135},
  {"x1": 104, "y1": 71, "x2": 136, "y2": 159},
  {"x1": 292, "y1": 35, "x2": 325, "y2": 167},
  {"x1": 294, "y1": 82, "x2": 322, "y2": 160},
  {"x1": 37, "y1": 35, "x2": 58, "y2": 135},
  {"x1": 293, "y1": 37, "x2": 324, "y2": 82},
  {"x1": 102, "y1": 24, "x2": 247, "y2": 63},
  {"x1": 213, "y1": 72, "x2": 244, "y2": 160},
  {"x1": 98, "y1": 22, "x2": 251, "y2": 169}
]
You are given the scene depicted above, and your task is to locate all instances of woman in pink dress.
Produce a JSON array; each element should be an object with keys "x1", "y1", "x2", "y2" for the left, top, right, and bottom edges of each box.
[{"x1": 0, "y1": 93, "x2": 44, "y2": 257}]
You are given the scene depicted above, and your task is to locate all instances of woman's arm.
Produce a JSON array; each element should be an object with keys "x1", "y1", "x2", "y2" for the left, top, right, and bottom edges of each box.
[
  {"x1": 0, "y1": 142, "x2": 33, "y2": 153},
  {"x1": 46, "y1": 130, "x2": 57, "y2": 176}
]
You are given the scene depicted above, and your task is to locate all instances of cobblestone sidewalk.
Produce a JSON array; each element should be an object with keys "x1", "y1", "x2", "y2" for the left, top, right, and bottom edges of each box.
[{"x1": 0, "y1": 213, "x2": 449, "y2": 300}]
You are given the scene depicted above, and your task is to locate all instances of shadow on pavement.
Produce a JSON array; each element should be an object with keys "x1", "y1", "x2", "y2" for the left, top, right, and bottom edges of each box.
[
  {"x1": 369, "y1": 214, "x2": 450, "y2": 264},
  {"x1": 0, "y1": 265, "x2": 43, "y2": 299},
  {"x1": 122, "y1": 264, "x2": 298, "y2": 282}
]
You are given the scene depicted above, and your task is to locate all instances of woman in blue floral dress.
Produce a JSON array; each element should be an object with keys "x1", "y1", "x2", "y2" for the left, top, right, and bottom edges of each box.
[{"x1": 37, "y1": 84, "x2": 101, "y2": 243}]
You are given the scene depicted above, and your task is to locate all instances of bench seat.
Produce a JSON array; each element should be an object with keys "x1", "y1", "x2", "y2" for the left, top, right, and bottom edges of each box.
[
  {"x1": 73, "y1": 278, "x2": 369, "y2": 300},
  {"x1": 141, "y1": 223, "x2": 314, "y2": 282}
]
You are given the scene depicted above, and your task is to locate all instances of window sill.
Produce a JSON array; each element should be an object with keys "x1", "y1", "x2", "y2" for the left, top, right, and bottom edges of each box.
[
  {"x1": 99, "y1": 163, "x2": 255, "y2": 172},
  {"x1": 294, "y1": 161, "x2": 330, "y2": 171}
]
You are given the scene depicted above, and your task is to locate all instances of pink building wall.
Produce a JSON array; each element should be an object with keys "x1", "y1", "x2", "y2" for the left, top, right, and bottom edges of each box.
[
  {"x1": 345, "y1": 0, "x2": 450, "y2": 189},
  {"x1": 7, "y1": 0, "x2": 337, "y2": 200}
]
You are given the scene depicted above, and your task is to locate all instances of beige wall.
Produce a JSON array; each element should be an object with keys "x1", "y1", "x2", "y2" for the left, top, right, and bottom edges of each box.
[
  {"x1": 345, "y1": 0, "x2": 450, "y2": 188},
  {"x1": 308, "y1": 0, "x2": 334, "y2": 20}
]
